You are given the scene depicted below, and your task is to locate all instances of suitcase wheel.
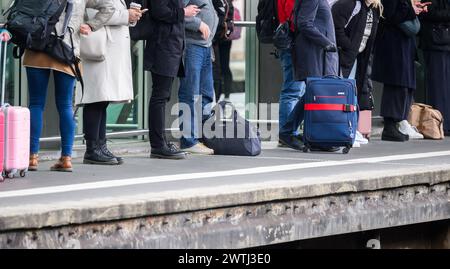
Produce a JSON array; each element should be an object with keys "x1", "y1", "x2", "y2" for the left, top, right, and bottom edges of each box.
[
  {"x1": 303, "y1": 145, "x2": 310, "y2": 153},
  {"x1": 20, "y1": 170, "x2": 26, "y2": 178},
  {"x1": 342, "y1": 146, "x2": 351, "y2": 154}
]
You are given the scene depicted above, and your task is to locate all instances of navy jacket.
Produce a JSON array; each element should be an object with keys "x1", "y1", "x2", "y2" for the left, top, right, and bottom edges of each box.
[
  {"x1": 293, "y1": 0, "x2": 339, "y2": 81},
  {"x1": 143, "y1": 0, "x2": 186, "y2": 77},
  {"x1": 371, "y1": 0, "x2": 417, "y2": 89}
]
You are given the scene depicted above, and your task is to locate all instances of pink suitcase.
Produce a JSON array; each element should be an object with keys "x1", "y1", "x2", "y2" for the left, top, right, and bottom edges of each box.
[
  {"x1": 1, "y1": 40, "x2": 29, "y2": 179},
  {"x1": 358, "y1": 110, "x2": 372, "y2": 139}
]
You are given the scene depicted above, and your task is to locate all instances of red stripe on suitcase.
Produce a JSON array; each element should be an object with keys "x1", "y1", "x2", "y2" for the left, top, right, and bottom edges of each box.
[{"x1": 305, "y1": 104, "x2": 356, "y2": 112}]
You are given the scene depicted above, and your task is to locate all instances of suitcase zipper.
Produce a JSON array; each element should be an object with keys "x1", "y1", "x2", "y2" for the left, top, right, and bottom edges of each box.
[{"x1": 314, "y1": 96, "x2": 345, "y2": 102}]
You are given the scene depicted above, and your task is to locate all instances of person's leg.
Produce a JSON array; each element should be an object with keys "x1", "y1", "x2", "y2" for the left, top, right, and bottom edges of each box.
[
  {"x1": 201, "y1": 46, "x2": 215, "y2": 121},
  {"x1": 278, "y1": 49, "x2": 305, "y2": 138},
  {"x1": 425, "y1": 50, "x2": 450, "y2": 133},
  {"x1": 51, "y1": 70, "x2": 76, "y2": 171},
  {"x1": 83, "y1": 102, "x2": 118, "y2": 165},
  {"x1": 212, "y1": 42, "x2": 222, "y2": 100},
  {"x1": 380, "y1": 84, "x2": 410, "y2": 142},
  {"x1": 149, "y1": 72, "x2": 186, "y2": 159},
  {"x1": 219, "y1": 40, "x2": 233, "y2": 98},
  {"x1": 26, "y1": 67, "x2": 50, "y2": 171},
  {"x1": 98, "y1": 102, "x2": 109, "y2": 140},
  {"x1": 178, "y1": 44, "x2": 203, "y2": 149},
  {"x1": 96, "y1": 102, "x2": 123, "y2": 164},
  {"x1": 83, "y1": 103, "x2": 103, "y2": 141},
  {"x1": 149, "y1": 72, "x2": 173, "y2": 149}
]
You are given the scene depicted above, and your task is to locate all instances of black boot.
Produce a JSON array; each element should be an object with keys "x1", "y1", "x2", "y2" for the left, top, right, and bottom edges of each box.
[
  {"x1": 84, "y1": 140, "x2": 119, "y2": 165},
  {"x1": 99, "y1": 139, "x2": 124, "y2": 164},
  {"x1": 382, "y1": 119, "x2": 409, "y2": 142},
  {"x1": 151, "y1": 143, "x2": 187, "y2": 160}
]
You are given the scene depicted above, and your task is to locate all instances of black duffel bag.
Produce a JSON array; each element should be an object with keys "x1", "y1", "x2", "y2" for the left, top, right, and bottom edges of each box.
[{"x1": 202, "y1": 101, "x2": 261, "y2": 156}]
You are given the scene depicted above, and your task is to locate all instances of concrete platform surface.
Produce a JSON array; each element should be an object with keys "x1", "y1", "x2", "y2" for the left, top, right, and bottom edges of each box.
[{"x1": 1, "y1": 138, "x2": 450, "y2": 232}]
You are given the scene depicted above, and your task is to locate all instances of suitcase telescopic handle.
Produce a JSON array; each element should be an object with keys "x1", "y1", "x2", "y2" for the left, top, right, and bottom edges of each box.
[{"x1": 1, "y1": 40, "x2": 7, "y2": 105}]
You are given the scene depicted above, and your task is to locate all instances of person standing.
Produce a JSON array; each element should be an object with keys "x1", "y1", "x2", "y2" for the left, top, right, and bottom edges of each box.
[
  {"x1": 277, "y1": 0, "x2": 306, "y2": 150},
  {"x1": 419, "y1": 0, "x2": 450, "y2": 135},
  {"x1": 332, "y1": 0, "x2": 382, "y2": 146},
  {"x1": 79, "y1": 0, "x2": 143, "y2": 165},
  {"x1": 144, "y1": 0, "x2": 200, "y2": 159},
  {"x1": 372, "y1": 0, "x2": 428, "y2": 142},
  {"x1": 178, "y1": 0, "x2": 218, "y2": 154},
  {"x1": 212, "y1": 0, "x2": 234, "y2": 101},
  {"x1": 25, "y1": 0, "x2": 115, "y2": 172},
  {"x1": 282, "y1": 0, "x2": 340, "y2": 152}
]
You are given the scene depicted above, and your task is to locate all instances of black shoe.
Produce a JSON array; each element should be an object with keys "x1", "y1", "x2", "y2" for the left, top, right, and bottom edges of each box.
[
  {"x1": 99, "y1": 139, "x2": 124, "y2": 164},
  {"x1": 310, "y1": 146, "x2": 341, "y2": 152},
  {"x1": 279, "y1": 134, "x2": 304, "y2": 151},
  {"x1": 151, "y1": 143, "x2": 187, "y2": 160},
  {"x1": 84, "y1": 140, "x2": 119, "y2": 165},
  {"x1": 382, "y1": 122, "x2": 409, "y2": 142}
]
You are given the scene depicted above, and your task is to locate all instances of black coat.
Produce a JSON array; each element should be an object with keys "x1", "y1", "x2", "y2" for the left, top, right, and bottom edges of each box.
[
  {"x1": 143, "y1": 0, "x2": 185, "y2": 78},
  {"x1": 419, "y1": 0, "x2": 450, "y2": 52},
  {"x1": 293, "y1": 0, "x2": 339, "y2": 81},
  {"x1": 332, "y1": 0, "x2": 380, "y2": 110},
  {"x1": 371, "y1": 0, "x2": 418, "y2": 89}
]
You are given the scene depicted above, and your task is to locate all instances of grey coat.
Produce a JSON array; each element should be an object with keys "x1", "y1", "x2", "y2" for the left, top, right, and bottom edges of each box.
[
  {"x1": 57, "y1": 0, "x2": 115, "y2": 57},
  {"x1": 293, "y1": 0, "x2": 339, "y2": 81}
]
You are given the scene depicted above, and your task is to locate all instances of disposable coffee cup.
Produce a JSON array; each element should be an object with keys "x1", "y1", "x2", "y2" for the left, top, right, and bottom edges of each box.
[
  {"x1": 129, "y1": 2, "x2": 142, "y2": 26},
  {"x1": 130, "y1": 2, "x2": 141, "y2": 10}
]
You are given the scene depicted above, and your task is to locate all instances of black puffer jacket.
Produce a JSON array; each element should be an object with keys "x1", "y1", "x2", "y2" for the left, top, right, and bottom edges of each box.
[
  {"x1": 419, "y1": 0, "x2": 450, "y2": 52},
  {"x1": 332, "y1": 0, "x2": 380, "y2": 110}
]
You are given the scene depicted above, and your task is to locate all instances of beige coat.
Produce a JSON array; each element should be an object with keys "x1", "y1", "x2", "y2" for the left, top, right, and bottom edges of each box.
[
  {"x1": 77, "y1": 0, "x2": 134, "y2": 105},
  {"x1": 58, "y1": 0, "x2": 115, "y2": 57}
]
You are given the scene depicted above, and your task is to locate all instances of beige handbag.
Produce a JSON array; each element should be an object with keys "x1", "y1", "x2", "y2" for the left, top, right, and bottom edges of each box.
[
  {"x1": 80, "y1": 8, "x2": 110, "y2": 61},
  {"x1": 80, "y1": 26, "x2": 108, "y2": 61},
  {"x1": 408, "y1": 103, "x2": 444, "y2": 140}
]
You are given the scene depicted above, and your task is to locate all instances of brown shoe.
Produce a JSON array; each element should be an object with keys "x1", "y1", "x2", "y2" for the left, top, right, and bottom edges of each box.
[
  {"x1": 29, "y1": 154, "x2": 39, "y2": 171},
  {"x1": 50, "y1": 156, "x2": 73, "y2": 172}
]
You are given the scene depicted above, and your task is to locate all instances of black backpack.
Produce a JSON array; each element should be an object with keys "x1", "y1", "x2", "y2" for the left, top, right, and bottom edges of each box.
[
  {"x1": 256, "y1": 0, "x2": 279, "y2": 44},
  {"x1": 5, "y1": 0, "x2": 71, "y2": 53},
  {"x1": 5, "y1": 0, "x2": 84, "y2": 100}
]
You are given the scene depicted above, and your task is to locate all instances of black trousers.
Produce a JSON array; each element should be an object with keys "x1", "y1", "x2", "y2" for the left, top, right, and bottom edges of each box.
[
  {"x1": 213, "y1": 40, "x2": 233, "y2": 98},
  {"x1": 149, "y1": 72, "x2": 174, "y2": 149},
  {"x1": 424, "y1": 50, "x2": 450, "y2": 132},
  {"x1": 380, "y1": 84, "x2": 414, "y2": 122},
  {"x1": 83, "y1": 101, "x2": 109, "y2": 141}
]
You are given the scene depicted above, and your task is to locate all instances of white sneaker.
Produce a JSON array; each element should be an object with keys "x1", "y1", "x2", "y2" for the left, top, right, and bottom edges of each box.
[
  {"x1": 183, "y1": 143, "x2": 214, "y2": 155},
  {"x1": 398, "y1": 120, "x2": 424, "y2": 139},
  {"x1": 355, "y1": 131, "x2": 369, "y2": 145},
  {"x1": 218, "y1": 94, "x2": 226, "y2": 102}
]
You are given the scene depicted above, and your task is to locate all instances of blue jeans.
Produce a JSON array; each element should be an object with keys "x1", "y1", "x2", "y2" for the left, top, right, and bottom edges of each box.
[
  {"x1": 279, "y1": 49, "x2": 306, "y2": 137},
  {"x1": 27, "y1": 68, "x2": 76, "y2": 156},
  {"x1": 179, "y1": 44, "x2": 215, "y2": 148}
]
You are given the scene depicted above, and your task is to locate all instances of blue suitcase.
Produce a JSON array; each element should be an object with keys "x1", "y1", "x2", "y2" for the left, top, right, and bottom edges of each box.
[{"x1": 302, "y1": 76, "x2": 358, "y2": 154}]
